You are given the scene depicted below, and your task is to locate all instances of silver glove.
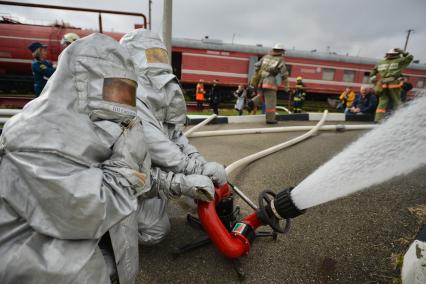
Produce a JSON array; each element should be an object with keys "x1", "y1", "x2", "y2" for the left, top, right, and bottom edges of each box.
[
  {"x1": 151, "y1": 168, "x2": 214, "y2": 202},
  {"x1": 187, "y1": 152, "x2": 207, "y2": 164},
  {"x1": 201, "y1": 161, "x2": 227, "y2": 186},
  {"x1": 171, "y1": 174, "x2": 215, "y2": 202}
]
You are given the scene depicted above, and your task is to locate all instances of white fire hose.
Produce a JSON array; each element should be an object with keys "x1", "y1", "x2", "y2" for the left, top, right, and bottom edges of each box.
[
  {"x1": 276, "y1": 106, "x2": 292, "y2": 114},
  {"x1": 0, "y1": 109, "x2": 21, "y2": 124},
  {"x1": 0, "y1": 109, "x2": 21, "y2": 116},
  {"x1": 184, "y1": 114, "x2": 217, "y2": 137},
  {"x1": 224, "y1": 110, "x2": 329, "y2": 209},
  {"x1": 187, "y1": 124, "x2": 375, "y2": 138}
]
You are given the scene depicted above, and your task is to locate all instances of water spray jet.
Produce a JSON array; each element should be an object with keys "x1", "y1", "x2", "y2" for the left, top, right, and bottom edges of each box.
[{"x1": 193, "y1": 94, "x2": 426, "y2": 275}]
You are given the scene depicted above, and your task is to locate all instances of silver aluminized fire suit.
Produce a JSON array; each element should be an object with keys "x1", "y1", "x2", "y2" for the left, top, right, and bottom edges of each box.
[
  {"x1": 120, "y1": 29, "x2": 226, "y2": 245},
  {"x1": 0, "y1": 33, "x2": 151, "y2": 284}
]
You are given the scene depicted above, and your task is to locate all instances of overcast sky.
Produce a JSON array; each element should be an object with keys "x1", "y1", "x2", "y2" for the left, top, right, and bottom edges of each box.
[{"x1": 3, "y1": 0, "x2": 426, "y2": 62}]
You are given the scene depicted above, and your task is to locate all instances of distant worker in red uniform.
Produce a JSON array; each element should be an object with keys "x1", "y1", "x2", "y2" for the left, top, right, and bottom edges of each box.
[
  {"x1": 28, "y1": 42, "x2": 56, "y2": 97},
  {"x1": 195, "y1": 79, "x2": 205, "y2": 111},
  {"x1": 250, "y1": 43, "x2": 289, "y2": 124}
]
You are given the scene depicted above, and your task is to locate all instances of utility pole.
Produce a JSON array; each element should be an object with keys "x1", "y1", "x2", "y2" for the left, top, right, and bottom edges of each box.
[
  {"x1": 162, "y1": 0, "x2": 172, "y2": 63},
  {"x1": 404, "y1": 29, "x2": 414, "y2": 51},
  {"x1": 148, "y1": 0, "x2": 152, "y2": 30}
]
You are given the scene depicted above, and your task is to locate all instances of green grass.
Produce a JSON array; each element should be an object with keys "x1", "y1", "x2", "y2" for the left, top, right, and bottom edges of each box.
[
  {"x1": 187, "y1": 109, "x2": 292, "y2": 116},
  {"x1": 187, "y1": 100, "x2": 335, "y2": 116},
  {"x1": 276, "y1": 99, "x2": 331, "y2": 112}
]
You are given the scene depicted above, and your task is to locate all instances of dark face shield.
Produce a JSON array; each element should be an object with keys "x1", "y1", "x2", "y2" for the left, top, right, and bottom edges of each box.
[{"x1": 103, "y1": 78, "x2": 137, "y2": 107}]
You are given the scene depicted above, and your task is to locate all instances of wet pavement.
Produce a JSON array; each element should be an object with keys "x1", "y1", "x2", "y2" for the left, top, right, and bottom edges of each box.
[{"x1": 136, "y1": 120, "x2": 426, "y2": 283}]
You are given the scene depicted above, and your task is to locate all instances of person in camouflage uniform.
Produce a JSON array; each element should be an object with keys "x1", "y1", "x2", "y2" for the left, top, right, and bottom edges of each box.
[
  {"x1": 250, "y1": 43, "x2": 289, "y2": 124},
  {"x1": 370, "y1": 48, "x2": 413, "y2": 122}
]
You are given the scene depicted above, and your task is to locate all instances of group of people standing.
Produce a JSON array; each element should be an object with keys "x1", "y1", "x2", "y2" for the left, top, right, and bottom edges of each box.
[
  {"x1": 234, "y1": 78, "x2": 306, "y2": 116},
  {"x1": 195, "y1": 79, "x2": 220, "y2": 114},
  {"x1": 30, "y1": 35, "x2": 414, "y2": 127},
  {"x1": 195, "y1": 43, "x2": 290, "y2": 123},
  {"x1": 247, "y1": 45, "x2": 414, "y2": 124}
]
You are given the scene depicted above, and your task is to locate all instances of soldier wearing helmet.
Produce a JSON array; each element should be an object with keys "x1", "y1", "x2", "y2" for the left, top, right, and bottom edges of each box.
[
  {"x1": 249, "y1": 43, "x2": 289, "y2": 124},
  {"x1": 370, "y1": 48, "x2": 413, "y2": 121},
  {"x1": 61, "y1": 32, "x2": 80, "y2": 47}
]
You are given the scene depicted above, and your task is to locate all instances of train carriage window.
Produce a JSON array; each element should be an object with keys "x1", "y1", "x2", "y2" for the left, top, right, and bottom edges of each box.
[
  {"x1": 285, "y1": 64, "x2": 292, "y2": 76},
  {"x1": 343, "y1": 70, "x2": 355, "y2": 82},
  {"x1": 172, "y1": 52, "x2": 182, "y2": 79},
  {"x1": 362, "y1": 72, "x2": 371, "y2": 84},
  {"x1": 418, "y1": 78, "x2": 425, "y2": 88},
  {"x1": 322, "y1": 68, "x2": 335, "y2": 81}
]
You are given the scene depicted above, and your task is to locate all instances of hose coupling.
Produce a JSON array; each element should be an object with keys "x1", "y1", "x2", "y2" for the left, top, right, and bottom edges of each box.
[{"x1": 273, "y1": 187, "x2": 305, "y2": 219}]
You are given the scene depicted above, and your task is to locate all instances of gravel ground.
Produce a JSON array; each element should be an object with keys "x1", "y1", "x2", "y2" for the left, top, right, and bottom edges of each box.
[{"x1": 136, "y1": 121, "x2": 426, "y2": 283}]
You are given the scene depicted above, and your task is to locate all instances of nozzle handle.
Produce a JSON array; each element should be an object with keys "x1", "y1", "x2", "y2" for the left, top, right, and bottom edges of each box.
[{"x1": 273, "y1": 187, "x2": 305, "y2": 219}]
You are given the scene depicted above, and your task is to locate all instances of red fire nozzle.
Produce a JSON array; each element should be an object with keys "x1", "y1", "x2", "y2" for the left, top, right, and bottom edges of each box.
[
  {"x1": 197, "y1": 184, "x2": 304, "y2": 259},
  {"x1": 197, "y1": 184, "x2": 262, "y2": 259}
]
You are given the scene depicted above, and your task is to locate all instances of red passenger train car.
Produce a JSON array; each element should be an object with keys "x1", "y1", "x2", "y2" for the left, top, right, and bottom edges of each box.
[
  {"x1": 1, "y1": 17, "x2": 425, "y2": 107},
  {"x1": 173, "y1": 37, "x2": 426, "y2": 96}
]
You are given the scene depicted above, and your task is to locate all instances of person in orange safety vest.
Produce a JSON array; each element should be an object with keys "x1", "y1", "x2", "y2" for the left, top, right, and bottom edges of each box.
[{"x1": 195, "y1": 79, "x2": 205, "y2": 111}]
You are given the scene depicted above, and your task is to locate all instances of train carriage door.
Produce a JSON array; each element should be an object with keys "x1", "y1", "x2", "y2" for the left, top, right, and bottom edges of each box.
[
  {"x1": 417, "y1": 78, "x2": 425, "y2": 88},
  {"x1": 172, "y1": 51, "x2": 182, "y2": 79},
  {"x1": 362, "y1": 72, "x2": 371, "y2": 84},
  {"x1": 247, "y1": 56, "x2": 258, "y2": 83}
]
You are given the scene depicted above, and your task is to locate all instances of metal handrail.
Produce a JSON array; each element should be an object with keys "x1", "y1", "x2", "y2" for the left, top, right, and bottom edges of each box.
[{"x1": 0, "y1": 1, "x2": 147, "y2": 32}]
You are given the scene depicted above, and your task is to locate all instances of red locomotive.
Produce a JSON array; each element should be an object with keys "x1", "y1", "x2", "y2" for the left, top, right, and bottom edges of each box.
[{"x1": 1, "y1": 17, "x2": 425, "y2": 107}]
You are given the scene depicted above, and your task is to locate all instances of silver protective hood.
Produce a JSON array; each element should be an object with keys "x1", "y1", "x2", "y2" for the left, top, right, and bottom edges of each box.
[
  {"x1": 120, "y1": 29, "x2": 187, "y2": 125},
  {"x1": 3, "y1": 34, "x2": 138, "y2": 163},
  {"x1": 0, "y1": 33, "x2": 145, "y2": 284}
]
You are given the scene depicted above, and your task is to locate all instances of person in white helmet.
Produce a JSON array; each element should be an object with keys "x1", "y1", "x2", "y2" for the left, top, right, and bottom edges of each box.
[
  {"x1": 120, "y1": 29, "x2": 223, "y2": 245},
  {"x1": 61, "y1": 32, "x2": 80, "y2": 47},
  {"x1": 249, "y1": 43, "x2": 289, "y2": 124}
]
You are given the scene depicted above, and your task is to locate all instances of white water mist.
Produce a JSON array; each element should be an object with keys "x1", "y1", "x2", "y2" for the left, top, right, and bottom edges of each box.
[{"x1": 291, "y1": 93, "x2": 426, "y2": 210}]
